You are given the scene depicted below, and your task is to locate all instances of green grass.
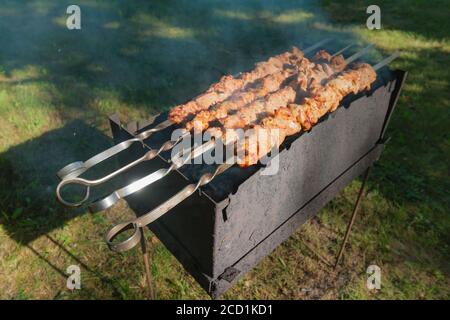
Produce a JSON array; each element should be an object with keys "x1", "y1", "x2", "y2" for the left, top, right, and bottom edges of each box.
[{"x1": 0, "y1": 0, "x2": 449, "y2": 299}]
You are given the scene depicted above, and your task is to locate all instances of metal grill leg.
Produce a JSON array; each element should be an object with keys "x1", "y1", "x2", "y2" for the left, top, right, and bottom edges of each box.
[
  {"x1": 334, "y1": 166, "x2": 371, "y2": 269},
  {"x1": 140, "y1": 228, "x2": 155, "y2": 299}
]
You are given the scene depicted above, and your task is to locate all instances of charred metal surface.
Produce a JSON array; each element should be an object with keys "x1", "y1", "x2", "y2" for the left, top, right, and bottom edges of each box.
[
  {"x1": 209, "y1": 142, "x2": 385, "y2": 299},
  {"x1": 109, "y1": 69, "x2": 406, "y2": 298},
  {"x1": 218, "y1": 267, "x2": 241, "y2": 283}
]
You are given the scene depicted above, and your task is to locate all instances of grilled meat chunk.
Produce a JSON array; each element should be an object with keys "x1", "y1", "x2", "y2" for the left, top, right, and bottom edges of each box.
[
  {"x1": 169, "y1": 47, "x2": 305, "y2": 123},
  {"x1": 238, "y1": 63, "x2": 377, "y2": 166}
]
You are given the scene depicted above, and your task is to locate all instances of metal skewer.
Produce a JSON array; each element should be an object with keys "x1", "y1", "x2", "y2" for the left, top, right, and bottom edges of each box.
[
  {"x1": 332, "y1": 43, "x2": 354, "y2": 57},
  {"x1": 56, "y1": 43, "x2": 361, "y2": 208},
  {"x1": 88, "y1": 139, "x2": 216, "y2": 212},
  {"x1": 55, "y1": 39, "x2": 331, "y2": 183},
  {"x1": 373, "y1": 52, "x2": 400, "y2": 70},
  {"x1": 104, "y1": 52, "x2": 400, "y2": 253},
  {"x1": 105, "y1": 162, "x2": 233, "y2": 252},
  {"x1": 85, "y1": 44, "x2": 371, "y2": 212}
]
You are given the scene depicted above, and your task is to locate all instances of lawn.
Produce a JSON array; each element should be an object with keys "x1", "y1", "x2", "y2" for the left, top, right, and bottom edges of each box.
[{"x1": 0, "y1": 0, "x2": 448, "y2": 299}]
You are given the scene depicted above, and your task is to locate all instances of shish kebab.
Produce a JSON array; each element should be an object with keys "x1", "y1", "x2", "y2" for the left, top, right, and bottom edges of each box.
[
  {"x1": 56, "y1": 43, "x2": 355, "y2": 207},
  {"x1": 183, "y1": 49, "x2": 347, "y2": 132},
  {"x1": 56, "y1": 39, "x2": 330, "y2": 182},
  {"x1": 86, "y1": 45, "x2": 372, "y2": 213},
  {"x1": 233, "y1": 62, "x2": 378, "y2": 166},
  {"x1": 104, "y1": 52, "x2": 400, "y2": 253}
]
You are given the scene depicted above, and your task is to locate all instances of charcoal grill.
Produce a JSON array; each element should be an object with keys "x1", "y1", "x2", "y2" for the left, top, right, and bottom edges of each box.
[
  {"x1": 54, "y1": 41, "x2": 406, "y2": 298},
  {"x1": 103, "y1": 67, "x2": 407, "y2": 298}
]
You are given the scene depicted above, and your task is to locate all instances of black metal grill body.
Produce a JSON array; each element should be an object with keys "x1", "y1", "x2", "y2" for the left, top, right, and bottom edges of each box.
[{"x1": 108, "y1": 69, "x2": 406, "y2": 298}]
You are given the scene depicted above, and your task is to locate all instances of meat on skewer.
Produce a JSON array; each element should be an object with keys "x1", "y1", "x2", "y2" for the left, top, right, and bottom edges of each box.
[
  {"x1": 221, "y1": 51, "x2": 346, "y2": 130},
  {"x1": 239, "y1": 63, "x2": 377, "y2": 166},
  {"x1": 184, "y1": 67, "x2": 297, "y2": 132},
  {"x1": 203, "y1": 51, "x2": 348, "y2": 150},
  {"x1": 169, "y1": 47, "x2": 306, "y2": 124},
  {"x1": 184, "y1": 50, "x2": 346, "y2": 132}
]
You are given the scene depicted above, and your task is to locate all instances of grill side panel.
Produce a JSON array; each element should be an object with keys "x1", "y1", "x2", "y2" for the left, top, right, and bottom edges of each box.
[
  {"x1": 210, "y1": 143, "x2": 385, "y2": 298},
  {"x1": 212, "y1": 74, "x2": 400, "y2": 277}
]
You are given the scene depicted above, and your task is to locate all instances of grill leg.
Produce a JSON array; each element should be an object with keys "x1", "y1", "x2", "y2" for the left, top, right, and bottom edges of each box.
[
  {"x1": 140, "y1": 228, "x2": 155, "y2": 299},
  {"x1": 334, "y1": 166, "x2": 371, "y2": 269}
]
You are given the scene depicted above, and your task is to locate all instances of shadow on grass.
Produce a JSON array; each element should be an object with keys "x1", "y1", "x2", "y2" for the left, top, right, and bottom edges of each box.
[
  {"x1": 25, "y1": 234, "x2": 126, "y2": 299},
  {"x1": 0, "y1": 119, "x2": 136, "y2": 298},
  {"x1": 0, "y1": 120, "x2": 114, "y2": 243}
]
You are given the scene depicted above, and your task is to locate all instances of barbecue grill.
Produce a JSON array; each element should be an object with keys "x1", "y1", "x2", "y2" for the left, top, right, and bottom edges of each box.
[{"x1": 55, "y1": 41, "x2": 407, "y2": 298}]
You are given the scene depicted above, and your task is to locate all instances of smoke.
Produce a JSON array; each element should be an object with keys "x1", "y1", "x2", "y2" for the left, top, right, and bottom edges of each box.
[{"x1": 0, "y1": 1, "x2": 381, "y2": 120}]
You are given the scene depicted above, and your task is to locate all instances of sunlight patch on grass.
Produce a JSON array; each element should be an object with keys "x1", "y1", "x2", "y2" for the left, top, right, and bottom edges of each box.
[
  {"x1": 341, "y1": 261, "x2": 450, "y2": 299},
  {"x1": 214, "y1": 9, "x2": 254, "y2": 21},
  {"x1": 8, "y1": 65, "x2": 47, "y2": 81},
  {"x1": 214, "y1": 8, "x2": 314, "y2": 24},
  {"x1": 272, "y1": 10, "x2": 314, "y2": 24},
  {"x1": 27, "y1": 1, "x2": 54, "y2": 16},
  {"x1": 119, "y1": 46, "x2": 141, "y2": 57},
  {"x1": 0, "y1": 79, "x2": 61, "y2": 147},
  {"x1": 310, "y1": 21, "x2": 450, "y2": 54},
  {"x1": 79, "y1": 88, "x2": 150, "y2": 131},
  {"x1": 132, "y1": 13, "x2": 196, "y2": 39},
  {"x1": 76, "y1": 0, "x2": 112, "y2": 10},
  {"x1": 85, "y1": 63, "x2": 106, "y2": 74},
  {"x1": 354, "y1": 29, "x2": 450, "y2": 52},
  {"x1": 103, "y1": 21, "x2": 120, "y2": 29},
  {"x1": 52, "y1": 16, "x2": 66, "y2": 28}
]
